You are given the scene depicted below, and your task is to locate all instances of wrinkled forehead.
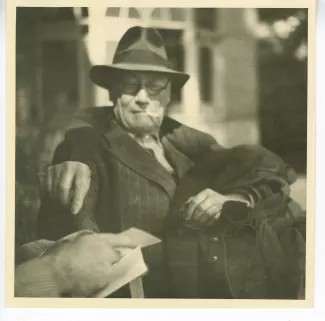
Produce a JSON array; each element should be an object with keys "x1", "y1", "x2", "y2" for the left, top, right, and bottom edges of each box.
[{"x1": 118, "y1": 70, "x2": 170, "y2": 83}]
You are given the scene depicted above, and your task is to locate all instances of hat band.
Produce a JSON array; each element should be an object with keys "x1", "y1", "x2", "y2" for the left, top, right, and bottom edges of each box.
[{"x1": 113, "y1": 49, "x2": 170, "y2": 69}]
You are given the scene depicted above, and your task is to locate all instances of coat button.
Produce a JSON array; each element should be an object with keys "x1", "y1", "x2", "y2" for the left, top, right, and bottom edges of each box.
[
  {"x1": 211, "y1": 236, "x2": 219, "y2": 242},
  {"x1": 211, "y1": 256, "x2": 218, "y2": 262}
]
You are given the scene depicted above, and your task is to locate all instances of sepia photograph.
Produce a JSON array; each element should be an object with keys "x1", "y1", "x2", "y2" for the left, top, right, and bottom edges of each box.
[{"x1": 10, "y1": 4, "x2": 312, "y2": 306}]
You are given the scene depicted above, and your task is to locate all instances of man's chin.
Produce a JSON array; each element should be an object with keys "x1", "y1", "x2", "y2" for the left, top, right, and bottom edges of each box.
[
  {"x1": 127, "y1": 116, "x2": 161, "y2": 133},
  {"x1": 131, "y1": 123, "x2": 160, "y2": 136}
]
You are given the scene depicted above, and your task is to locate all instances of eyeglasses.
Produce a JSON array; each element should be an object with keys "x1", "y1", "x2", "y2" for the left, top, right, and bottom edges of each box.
[{"x1": 119, "y1": 73, "x2": 170, "y2": 97}]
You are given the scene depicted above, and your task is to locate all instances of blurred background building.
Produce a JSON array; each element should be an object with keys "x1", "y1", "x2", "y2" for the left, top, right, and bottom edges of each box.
[{"x1": 15, "y1": 7, "x2": 308, "y2": 246}]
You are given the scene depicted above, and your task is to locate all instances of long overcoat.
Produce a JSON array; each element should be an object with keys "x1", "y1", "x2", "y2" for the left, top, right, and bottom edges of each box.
[{"x1": 38, "y1": 107, "x2": 306, "y2": 299}]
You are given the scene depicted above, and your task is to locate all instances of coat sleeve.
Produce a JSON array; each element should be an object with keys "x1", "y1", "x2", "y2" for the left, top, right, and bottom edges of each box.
[
  {"x1": 37, "y1": 138, "x2": 100, "y2": 241},
  {"x1": 165, "y1": 120, "x2": 296, "y2": 206},
  {"x1": 14, "y1": 240, "x2": 61, "y2": 297},
  {"x1": 15, "y1": 255, "x2": 60, "y2": 297},
  {"x1": 164, "y1": 120, "x2": 223, "y2": 161},
  {"x1": 224, "y1": 145, "x2": 297, "y2": 206},
  {"x1": 53, "y1": 107, "x2": 111, "y2": 165}
]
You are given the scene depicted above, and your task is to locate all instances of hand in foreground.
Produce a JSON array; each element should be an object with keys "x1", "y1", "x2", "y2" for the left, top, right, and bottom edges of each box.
[
  {"x1": 38, "y1": 161, "x2": 91, "y2": 214},
  {"x1": 180, "y1": 188, "x2": 250, "y2": 229},
  {"x1": 15, "y1": 230, "x2": 137, "y2": 297},
  {"x1": 50, "y1": 230, "x2": 137, "y2": 297}
]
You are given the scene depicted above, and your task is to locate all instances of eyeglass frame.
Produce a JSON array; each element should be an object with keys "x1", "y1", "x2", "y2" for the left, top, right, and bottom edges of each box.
[{"x1": 115, "y1": 72, "x2": 171, "y2": 98}]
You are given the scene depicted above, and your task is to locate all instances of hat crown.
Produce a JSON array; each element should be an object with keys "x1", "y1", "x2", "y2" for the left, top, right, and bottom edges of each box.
[
  {"x1": 89, "y1": 26, "x2": 190, "y2": 90},
  {"x1": 113, "y1": 26, "x2": 169, "y2": 67}
]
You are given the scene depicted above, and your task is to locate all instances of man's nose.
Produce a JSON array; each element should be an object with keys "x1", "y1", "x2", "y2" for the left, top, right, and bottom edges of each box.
[{"x1": 135, "y1": 88, "x2": 150, "y2": 108}]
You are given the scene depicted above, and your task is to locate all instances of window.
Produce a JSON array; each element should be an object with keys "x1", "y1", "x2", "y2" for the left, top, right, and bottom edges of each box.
[
  {"x1": 80, "y1": 25, "x2": 89, "y2": 36},
  {"x1": 194, "y1": 8, "x2": 216, "y2": 30},
  {"x1": 129, "y1": 7, "x2": 140, "y2": 19},
  {"x1": 199, "y1": 46, "x2": 213, "y2": 103},
  {"x1": 170, "y1": 8, "x2": 185, "y2": 22},
  {"x1": 194, "y1": 8, "x2": 217, "y2": 104},
  {"x1": 55, "y1": 8, "x2": 75, "y2": 20},
  {"x1": 106, "y1": 7, "x2": 120, "y2": 17},
  {"x1": 81, "y1": 7, "x2": 88, "y2": 17},
  {"x1": 152, "y1": 8, "x2": 163, "y2": 20}
]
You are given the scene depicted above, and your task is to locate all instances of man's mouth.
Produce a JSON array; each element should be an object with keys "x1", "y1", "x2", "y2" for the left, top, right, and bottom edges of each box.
[
  {"x1": 145, "y1": 111, "x2": 159, "y2": 118},
  {"x1": 133, "y1": 111, "x2": 159, "y2": 118}
]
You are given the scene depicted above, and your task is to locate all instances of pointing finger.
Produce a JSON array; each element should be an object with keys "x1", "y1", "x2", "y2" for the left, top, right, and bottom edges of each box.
[
  {"x1": 46, "y1": 166, "x2": 53, "y2": 198},
  {"x1": 70, "y1": 172, "x2": 90, "y2": 214},
  {"x1": 58, "y1": 166, "x2": 74, "y2": 206}
]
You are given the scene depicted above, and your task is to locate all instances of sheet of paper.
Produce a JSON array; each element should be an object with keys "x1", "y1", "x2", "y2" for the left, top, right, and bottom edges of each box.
[
  {"x1": 94, "y1": 228, "x2": 161, "y2": 297},
  {"x1": 119, "y1": 227, "x2": 162, "y2": 248},
  {"x1": 94, "y1": 246, "x2": 147, "y2": 298}
]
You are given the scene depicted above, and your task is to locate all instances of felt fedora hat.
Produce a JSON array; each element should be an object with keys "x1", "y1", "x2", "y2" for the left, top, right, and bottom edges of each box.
[{"x1": 90, "y1": 26, "x2": 190, "y2": 90}]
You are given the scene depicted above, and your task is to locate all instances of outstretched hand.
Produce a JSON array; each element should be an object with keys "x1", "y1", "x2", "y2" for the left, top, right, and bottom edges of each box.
[{"x1": 38, "y1": 161, "x2": 91, "y2": 214}]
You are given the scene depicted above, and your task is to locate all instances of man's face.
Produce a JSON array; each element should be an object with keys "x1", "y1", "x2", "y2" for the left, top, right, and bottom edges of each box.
[{"x1": 113, "y1": 71, "x2": 171, "y2": 136}]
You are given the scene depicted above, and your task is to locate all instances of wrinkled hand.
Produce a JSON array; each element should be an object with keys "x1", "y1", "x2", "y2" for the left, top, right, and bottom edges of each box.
[
  {"x1": 46, "y1": 230, "x2": 137, "y2": 297},
  {"x1": 38, "y1": 161, "x2": 91, "y2": 214},
  {"x1": 180, "y1": 188, "x2": 249, "y2": 229},
  {"x1": 16, "y1": 239, "x2": 56, "y2": 265}
]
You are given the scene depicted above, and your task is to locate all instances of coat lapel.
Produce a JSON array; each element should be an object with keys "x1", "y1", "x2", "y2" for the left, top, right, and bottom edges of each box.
[
  {"x1": 161, "y1": 136, "x2": 194, "y2": 180},
  {"x1": 102, "y1": 119, "x2": 177, "y2": 200}
]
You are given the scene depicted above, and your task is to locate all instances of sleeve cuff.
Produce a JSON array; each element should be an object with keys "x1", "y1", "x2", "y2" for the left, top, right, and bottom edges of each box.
[
  {"x1": 232, "y1": 189, "x2": 257, "y2": 208},
  {"x1": 15, "y1": 257, "x2": 60, "y2": 297}
]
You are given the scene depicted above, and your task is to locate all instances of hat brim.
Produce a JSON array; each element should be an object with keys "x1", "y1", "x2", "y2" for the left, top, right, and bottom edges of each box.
[{"x1": 90, "y1": 64, "x2": 190, "y2": 90}]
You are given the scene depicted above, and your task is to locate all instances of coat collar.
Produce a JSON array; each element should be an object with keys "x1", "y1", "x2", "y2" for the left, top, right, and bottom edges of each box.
[
  {"x1": 101, "y1": 113, "x2": 195, "y2": 200},
  {"x1": 102, "y1": 118, "x2": 176, "y2": 199},
  {"x1": 100, "y1": 110, "x2": 194, "y2": 199},
  {"x1": 161, "y1": 137, "x2": 194, "y2": 180}
]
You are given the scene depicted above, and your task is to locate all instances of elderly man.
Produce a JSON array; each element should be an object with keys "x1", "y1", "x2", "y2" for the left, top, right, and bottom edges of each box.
[{"x1": 37, "y1": 26, "x2": 306, "y2": 299}]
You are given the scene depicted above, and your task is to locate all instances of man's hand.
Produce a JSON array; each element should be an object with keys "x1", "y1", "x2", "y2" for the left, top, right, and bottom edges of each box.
[
  {"x1": 38, "y1": 161, "x2": 91, "y2": 214},
  {"x1": 180, "y1": 188, "x2": 250, "y2": 229},
  {"x1": 15, "y1": 230, "x2": 137, "y2": 297},
  {"x1": 47, "y1": 230, "x2": 137, "y2": 297}
]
